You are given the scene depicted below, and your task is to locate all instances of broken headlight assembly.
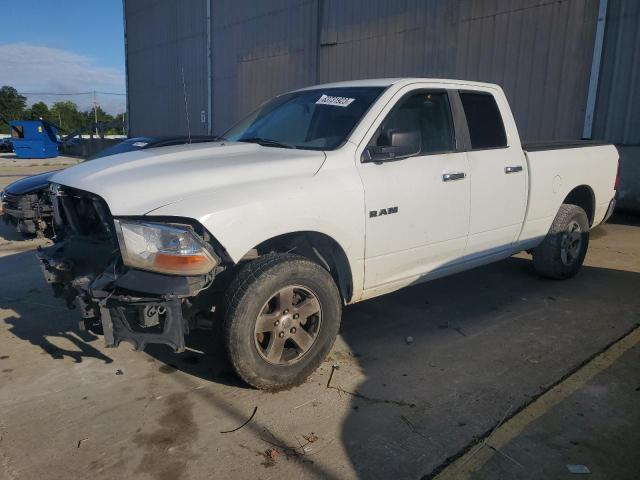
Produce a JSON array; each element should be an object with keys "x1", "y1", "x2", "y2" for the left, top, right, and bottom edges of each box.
[{"x1": 113, "y1": 219, "x2": 217, "y2": 276}]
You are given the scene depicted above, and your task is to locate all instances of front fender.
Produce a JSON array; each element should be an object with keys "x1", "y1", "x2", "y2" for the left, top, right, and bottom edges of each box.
[{"x1": 147, "y1": 168, "x2": 366, "y2": 300}]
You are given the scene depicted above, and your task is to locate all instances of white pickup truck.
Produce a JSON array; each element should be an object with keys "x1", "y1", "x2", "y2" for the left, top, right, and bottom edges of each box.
[{"x1": 39, "y1": 78, "x2": 618, "y2": 390}]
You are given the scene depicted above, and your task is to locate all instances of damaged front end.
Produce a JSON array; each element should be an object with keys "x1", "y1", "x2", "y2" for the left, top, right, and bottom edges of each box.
[{"x1": 38, "y1": 184, "x2": 227, "y2": 352}]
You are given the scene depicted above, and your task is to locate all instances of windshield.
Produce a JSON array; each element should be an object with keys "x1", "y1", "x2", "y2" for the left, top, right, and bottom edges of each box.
[{"x1": 222, "y1": 87, "x2": 385, "y2": 150}]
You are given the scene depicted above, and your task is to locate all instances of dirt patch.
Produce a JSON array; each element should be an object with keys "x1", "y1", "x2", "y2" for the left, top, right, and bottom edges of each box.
[{"x1": 133, "y1": 392, "x2": 200, "y2": 480}]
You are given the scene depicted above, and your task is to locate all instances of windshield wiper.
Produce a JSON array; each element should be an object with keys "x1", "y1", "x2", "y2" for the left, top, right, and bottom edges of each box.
[{"x1": 238, "y1": 137, "x2": 296, "y2": 149}]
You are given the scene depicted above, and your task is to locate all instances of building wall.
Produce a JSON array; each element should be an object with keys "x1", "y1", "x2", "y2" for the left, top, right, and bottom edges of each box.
[
  {"x1": 593, "y1": 0, "x2": 640, "y2": 144},
  {"x1": 211, "y1": 0, "x2": 319, "y2": 134},
  {"x1": 320, "y1": 0, "x2": 599, "y2": 143},
  {"x1": 125, "y1": 0, "x2": 638, "y2": 145},
  {"x1": 125, "y1": 0, "x2": 210, "y2": 136}
]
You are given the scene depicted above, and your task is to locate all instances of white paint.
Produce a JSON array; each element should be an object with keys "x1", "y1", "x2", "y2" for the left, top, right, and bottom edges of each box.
[{"x1": 50, "y1": 78, "x2": 619, "y2": 304}]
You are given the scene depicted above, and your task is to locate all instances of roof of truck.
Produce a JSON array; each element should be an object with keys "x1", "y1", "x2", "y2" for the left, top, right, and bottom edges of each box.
[{"x1": 295, "y1": 78, "x2": 501, "y2": 91}]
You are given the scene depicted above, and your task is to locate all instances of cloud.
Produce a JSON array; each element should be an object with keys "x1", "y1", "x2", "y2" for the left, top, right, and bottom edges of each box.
[{"x1": 0, "y1": 42, "x2": 126, "y2": 114}]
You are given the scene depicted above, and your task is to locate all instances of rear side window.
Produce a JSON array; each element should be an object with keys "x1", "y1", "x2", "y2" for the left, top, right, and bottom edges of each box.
[{"x1": 459, "y1": 92, "x2": 507, "y2": 149}]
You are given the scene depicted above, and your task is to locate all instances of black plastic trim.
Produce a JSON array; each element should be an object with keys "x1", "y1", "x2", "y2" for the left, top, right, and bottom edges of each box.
[
  {"x1": 113, "y1": 268, "x2": 209, "y2": 296},
  {"x1": 523, "y1": 140, "x2": 609, "y2": 151}
]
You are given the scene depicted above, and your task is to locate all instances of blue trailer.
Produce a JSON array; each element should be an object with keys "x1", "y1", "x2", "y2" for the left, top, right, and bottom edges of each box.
[{"x1": 10, "y1": 120, "x2": 60, "y2": 159}]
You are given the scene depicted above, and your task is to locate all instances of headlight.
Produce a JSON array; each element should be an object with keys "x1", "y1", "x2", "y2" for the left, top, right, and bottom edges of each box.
[{"x1": 113, "y1": 220, "x2": 217, "y2": 276}]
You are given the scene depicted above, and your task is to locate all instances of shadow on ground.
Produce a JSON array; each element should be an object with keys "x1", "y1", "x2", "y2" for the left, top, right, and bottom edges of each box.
[
  {"x1": 0, "y1": 249, "x2": 112, "y2": 364},
  {"x1": 2, "y1": 219, "x2": 640, "y2": 479}
]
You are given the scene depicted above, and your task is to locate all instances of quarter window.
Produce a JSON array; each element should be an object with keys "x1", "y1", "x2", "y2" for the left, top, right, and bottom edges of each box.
[{"x1": 459, "y1": 92, "x2": 507, "y2": 149}]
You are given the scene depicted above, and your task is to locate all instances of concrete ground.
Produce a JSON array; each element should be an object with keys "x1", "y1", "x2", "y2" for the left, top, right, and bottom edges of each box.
[
  {"x1": 0, "y1": 153, "x2": 81, "y2": 191},
  {"x1": 0, "y1": 164, "x2": 639, "y2": 480}
]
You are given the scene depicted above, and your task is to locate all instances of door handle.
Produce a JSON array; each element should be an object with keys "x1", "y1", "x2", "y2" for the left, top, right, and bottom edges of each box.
[
  {"x1": 442, "y1": 172, "x2": 466, "y2": 182},
  {"x1": 505, "y1": 166, "x2": 523, "y2": 174}
]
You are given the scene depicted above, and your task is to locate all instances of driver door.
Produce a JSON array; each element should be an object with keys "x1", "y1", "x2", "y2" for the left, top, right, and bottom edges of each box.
[{"x1": 356, "y1": 89, "x2": 470, "y2": 291}]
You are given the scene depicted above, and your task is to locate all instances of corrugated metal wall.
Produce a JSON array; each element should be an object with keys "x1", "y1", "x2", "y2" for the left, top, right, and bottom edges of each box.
[
  {"x1": 211, "y1": 0, "x2": 319, "y2": 133},
  {"x1": 315, "y1": 0, "x2": 599, "y2": 142},
  {"x1": 593, "y1": 0, "x2": 640, "y2": 144},
  {"x1": 126, "y1": 0, "x2": 638, "y2": 145},
  {"x1": 125, "y1": 0, "x2": 210, "y2": 136},
  {"x1": 208, "y1": 0, "x2": 600, "y2": 141}
]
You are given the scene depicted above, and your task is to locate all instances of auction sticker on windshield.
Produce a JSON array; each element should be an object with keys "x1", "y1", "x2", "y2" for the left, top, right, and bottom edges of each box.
[{"x1": 316, "y1": 94, "x2": 356, "y2": 107}]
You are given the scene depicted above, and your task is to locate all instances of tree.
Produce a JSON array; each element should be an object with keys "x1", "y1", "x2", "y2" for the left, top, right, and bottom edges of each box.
[
  {"x1": 0, "y1": 86, "x2": 27, "y2": 133},
  {"x1": 26, "y1": 101, "x2": 50, "y2": 122},
  {"x1": 50, "y1": 101, "x2": 83, "y2": 132}
]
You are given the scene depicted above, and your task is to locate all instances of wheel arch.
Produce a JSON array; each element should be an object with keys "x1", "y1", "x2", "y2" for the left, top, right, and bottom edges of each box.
[
  {"x1": 240, "y1": 231, "x2": 354, "y2": 304},
  {"x1": 563, "y1": 185, "x2": 595, "y2": 226}
]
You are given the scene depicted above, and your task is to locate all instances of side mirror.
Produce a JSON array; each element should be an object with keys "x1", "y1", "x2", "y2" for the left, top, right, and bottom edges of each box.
[{"x1": 362, "y1": 129, "x2": 421, "y2": 162}]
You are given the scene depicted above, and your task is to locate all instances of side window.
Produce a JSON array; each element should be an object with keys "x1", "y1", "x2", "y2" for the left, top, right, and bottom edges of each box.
[
  {"x1": 459, "y1": 92, "x2": 507, "y2": 149},
  {"x1": 371, "y1": 91, "x2": 455, "y2": 155}
]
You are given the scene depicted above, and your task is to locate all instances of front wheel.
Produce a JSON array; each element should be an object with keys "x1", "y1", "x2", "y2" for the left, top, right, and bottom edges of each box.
[
  {"x1": 532, "y1": 204, "x2": 590, "y2": 279},
  {"x1": 223, "y1": 253, "x2": 342, "y2": 390}
]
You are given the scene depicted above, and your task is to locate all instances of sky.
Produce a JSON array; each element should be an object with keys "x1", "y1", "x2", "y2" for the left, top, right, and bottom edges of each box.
[{"x1": 0, "y1": 1, "x2": 126, "y2": 114}]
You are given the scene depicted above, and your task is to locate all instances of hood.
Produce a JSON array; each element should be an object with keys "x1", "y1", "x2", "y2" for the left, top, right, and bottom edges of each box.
[
  {"x1": 5, "y1": 170, "x2": 60, "y2": 195},
  {"x1": 50, "y1": 141, "x2": 326, "y2": 215}
]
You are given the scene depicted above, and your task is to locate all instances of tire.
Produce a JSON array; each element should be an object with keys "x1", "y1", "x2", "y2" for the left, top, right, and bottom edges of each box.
[
  {"x1": 223, "y1": 253, "x2": 342, "y2": 390},
  {"x1": 532, "y1": 204, "x2": 590, "y2": 279}
]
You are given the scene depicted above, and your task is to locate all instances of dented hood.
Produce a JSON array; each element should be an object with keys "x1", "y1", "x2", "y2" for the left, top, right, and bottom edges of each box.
[{"x1": 50, "y1": 141, "x2": 326, "y2": 215}]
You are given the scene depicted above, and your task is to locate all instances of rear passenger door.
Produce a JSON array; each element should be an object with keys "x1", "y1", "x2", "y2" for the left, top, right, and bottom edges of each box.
[{"x1": 458, "y1": 90, "x2": 528, "y2": 257}]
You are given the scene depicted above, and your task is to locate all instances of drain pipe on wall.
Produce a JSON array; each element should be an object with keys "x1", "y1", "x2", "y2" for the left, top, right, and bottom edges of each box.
[
  {"x1": 206, "y1": 0, "x2": 213, "y2": 136},
  {"x1": 122, "y1": 0, "x2": 131, "y2": 136},
  {"x1": 582, "y1": 0, "x2": 608, "y2": 139}
]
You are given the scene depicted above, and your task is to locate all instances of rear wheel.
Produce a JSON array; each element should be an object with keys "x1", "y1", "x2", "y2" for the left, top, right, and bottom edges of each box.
[
  {"x1": 223, "y1": 253, "x2": 341, "y2": 390},
  {"x1": 532, "y1": 204, "x2": 590, "y2": 279}
]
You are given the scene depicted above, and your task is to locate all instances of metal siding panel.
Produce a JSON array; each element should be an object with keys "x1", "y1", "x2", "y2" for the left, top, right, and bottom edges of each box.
[
  {"x1": 211, "y1": 0, "x2": 318, "y2": 133},
  {"x1": 595, "y1": 0, "x2": 640, "y2": 144},
  {"x1": 455, "y1": 0, "x2": 472, "y2": 78},
  {"x1": 520, "y1": 2, "x2": 550, "y2": 140},
  {"x1": 526, "y1": 2, "x2": 554, "y2": 141},
  {"x1": 489, "y1": 1, "x2": 508, "y2": 85},
  {"x1": 622, "y1": 6, "x2": 640, "y2": 143},
  {"x1": 555, "y1": 0, "x2": 595, "y2": 139},
  {"x1": 126, "y1": 0, "x2": 208, "y2": 136},
  {"x1": 539, "y1": 0, "x2": 571, "y2": 140},
  {"x1": 126, "y1": 0, "x2": 629, "y2": 143}
]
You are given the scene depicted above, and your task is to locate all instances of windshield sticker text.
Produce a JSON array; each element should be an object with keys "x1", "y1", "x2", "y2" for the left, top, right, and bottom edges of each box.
[{"x1": 316, "y1": 94, "x2": 356, "y2": 107}]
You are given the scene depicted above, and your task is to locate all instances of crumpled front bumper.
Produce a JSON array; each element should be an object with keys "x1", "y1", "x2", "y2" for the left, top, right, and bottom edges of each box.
[{"x1": 38, "y1": 241, "x2": 212, "y2": 352}]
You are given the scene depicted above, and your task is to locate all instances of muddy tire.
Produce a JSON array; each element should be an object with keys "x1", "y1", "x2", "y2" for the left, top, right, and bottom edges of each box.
[
  {"x1": 532, "y1": 204, "x2": 590, "y2": 279},
  {"x1": 223, "y1": 253, "x2": 341, "y2": 390}
]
